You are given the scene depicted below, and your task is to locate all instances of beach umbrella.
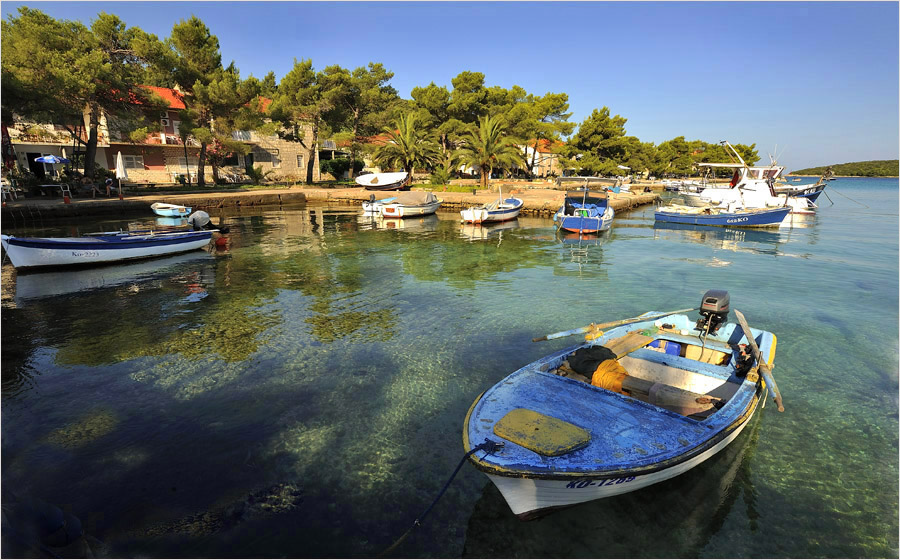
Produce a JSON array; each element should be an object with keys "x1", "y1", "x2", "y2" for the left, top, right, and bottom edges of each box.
[
  {"x1": 34, "y1": 155, "x2": 70, "y2": 164},
  {"x1": 115, "y1": 151, "x2": 127, "y2": 180},
  {"x1": 115, "y1": 151, "x2": 127, "y2": 199}
]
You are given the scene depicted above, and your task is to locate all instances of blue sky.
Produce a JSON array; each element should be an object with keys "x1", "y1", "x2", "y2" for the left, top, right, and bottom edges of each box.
[{"x1": 4, "y1": 1, "x2": 898, "y2": 171}]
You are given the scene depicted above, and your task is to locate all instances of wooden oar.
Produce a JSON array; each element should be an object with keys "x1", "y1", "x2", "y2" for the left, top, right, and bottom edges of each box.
[
  {"x1": 733, "y1": 309, "x2": 785, "y2": 412},
  {"x1": 532, "y1": 307, "x2": 697, "y2": 342}
]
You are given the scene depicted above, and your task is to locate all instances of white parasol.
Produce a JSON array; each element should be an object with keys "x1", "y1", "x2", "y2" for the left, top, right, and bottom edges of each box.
[{"x1": 115, "y1": 151, "x2": 127, "y2": 198}]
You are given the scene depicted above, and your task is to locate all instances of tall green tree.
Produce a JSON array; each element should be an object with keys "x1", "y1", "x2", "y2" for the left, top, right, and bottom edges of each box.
[
  {"x1": 560, "y1": 107, "x2": 629, "y2": 176},
  {"x1": 192, "y1": 65, "x2": 261, "y2": 183},
  {"x1": 166, "y1": 16, "x2": 223, "y2": 186},
  {"x1": 520, "y1": 92, "x2": 574, "y2": 177},
  {"x1": 373, "y1": 113, "x2": 439, "y2": 179},
  {"x1": 269, "y1": 59, "x2": 343, "y2": 184},
  {"x1": 455, "y1": 115, "x2": 521, "y2": 189},
  {"x1": 1, "y1": 8, "x2": 163, "y2": 178},
  {"x1": 324, "y1": 62, "x2": 399, "y2": 180}
]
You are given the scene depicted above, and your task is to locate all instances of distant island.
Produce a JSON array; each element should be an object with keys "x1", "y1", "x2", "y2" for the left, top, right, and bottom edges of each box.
[{"x1": 790, "y1": 160, "x2": 898, "y2": 177}]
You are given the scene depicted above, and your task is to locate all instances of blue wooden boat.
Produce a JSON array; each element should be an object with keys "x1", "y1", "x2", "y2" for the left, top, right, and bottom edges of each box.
[
  {"x1": 655, "y1": 205, "x2": 790, "y2": 228},
  {"x1": 0, "y1": 230, "x2": 213, "y2": 270},
  {"x1": 553, "y1": 189, "x2": 614, "y2": 233},
  {"x1": 463, "y1": 291, "x2": 782, "y2": 519}
]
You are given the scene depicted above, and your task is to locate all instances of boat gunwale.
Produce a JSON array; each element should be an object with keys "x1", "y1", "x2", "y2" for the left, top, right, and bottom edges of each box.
[{"x1": 464, "y1": 316, "x2": 775, "y2": 480}]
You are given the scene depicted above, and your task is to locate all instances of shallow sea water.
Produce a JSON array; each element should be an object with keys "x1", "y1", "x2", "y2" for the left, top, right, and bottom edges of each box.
[{"x1": 1, "y1": 178, "x2": 897, "y2": 558}]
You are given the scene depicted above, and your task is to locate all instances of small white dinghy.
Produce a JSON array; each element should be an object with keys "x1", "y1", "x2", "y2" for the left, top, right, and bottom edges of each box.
[
  {"x1": 151, "y1": 203, "x2": 192, "y2": 217},
  {"x1": 460, "y1": 187, "x2": 524, "y2": 223}
]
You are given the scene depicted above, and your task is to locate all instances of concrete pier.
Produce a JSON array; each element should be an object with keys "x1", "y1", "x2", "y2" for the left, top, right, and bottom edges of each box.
[{"x1": 0, "y1": 185, "x2": 659, "y2": 225}]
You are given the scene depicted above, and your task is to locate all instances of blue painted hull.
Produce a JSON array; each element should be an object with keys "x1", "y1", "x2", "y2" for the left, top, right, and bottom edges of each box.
[
  {"x1": 463, "y1": 312, "x2": 777, "y2": 517},
  {"x1": 655, "y1": 207, "x2": 790, "y2": 228}
]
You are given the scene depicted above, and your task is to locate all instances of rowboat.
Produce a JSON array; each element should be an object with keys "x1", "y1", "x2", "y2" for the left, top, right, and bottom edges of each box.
[
  {"x1": 380, "y1": 191, "x2": 441, "y2": 218},
  {"x1": 355, "y1": 171, "x2": 410, "y2": 191},
  {"x1": 0, "y1": 230, "x2": 214, "y2": 270},
  {"x1": 463, "y1": 290, "x2": 782, "y2": 519},
  {"x1": 655, "y1": 204, "x2": 791, "y2": 228},
  {"x1": 150, "y1": 202, "x2": 192, "y2": 217},
  {"x1": 460, "y1": 196, "x2": 524, "y2": 224},
  {"x1": 553, "y1": 189, "x2": 614, "y2": 234}
]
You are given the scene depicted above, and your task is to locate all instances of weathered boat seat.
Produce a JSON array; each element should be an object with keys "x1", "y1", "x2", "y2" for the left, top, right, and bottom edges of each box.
[{"x1": 493, "y1": 408, "x2": 591, "y2": 456}]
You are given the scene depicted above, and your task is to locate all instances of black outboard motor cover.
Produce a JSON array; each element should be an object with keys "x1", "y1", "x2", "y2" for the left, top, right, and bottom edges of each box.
[{"x1": 696, "y1": 289, "x2": 730, "y2": 334}]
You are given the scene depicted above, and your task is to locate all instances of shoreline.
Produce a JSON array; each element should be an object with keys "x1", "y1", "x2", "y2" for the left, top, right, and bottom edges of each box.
[{"x1": 0, "y1": 185, "x2": 659, "y2": 225}]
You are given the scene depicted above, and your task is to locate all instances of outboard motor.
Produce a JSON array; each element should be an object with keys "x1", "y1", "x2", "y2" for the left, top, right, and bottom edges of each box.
[{"x1": 695, "y1": 289, "x2": 730, "y2": 335}]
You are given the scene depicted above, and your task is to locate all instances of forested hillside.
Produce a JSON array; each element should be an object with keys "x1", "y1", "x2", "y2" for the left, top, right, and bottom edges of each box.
[{"x1": 792, "y1": 160, "x2": 898, "y2": 177}]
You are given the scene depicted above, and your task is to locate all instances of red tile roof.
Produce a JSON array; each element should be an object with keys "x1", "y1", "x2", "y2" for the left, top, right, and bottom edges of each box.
[
  {"x1": 530, "y1": 138, "x2": 564, "y2": 153},
  {"x1": 140, "y1": 85, "x2": 186, "y2": 109}
]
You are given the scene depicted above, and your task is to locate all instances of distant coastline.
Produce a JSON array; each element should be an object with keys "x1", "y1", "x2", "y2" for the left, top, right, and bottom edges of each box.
[{"x1": 790, "y1": 159, "x2": 898, "y2": 178}]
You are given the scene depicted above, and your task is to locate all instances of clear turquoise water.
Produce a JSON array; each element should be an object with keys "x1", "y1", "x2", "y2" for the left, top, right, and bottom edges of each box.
[{"x1": 1, "y1": 178, "x2": 897, "y2": 558}]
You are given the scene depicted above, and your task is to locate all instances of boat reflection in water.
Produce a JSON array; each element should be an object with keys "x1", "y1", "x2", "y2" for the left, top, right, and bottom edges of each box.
[
  {"x1": 555, "y1": 230, "x2": 608, "y2": 277},
  {"x1": 155, "y1": 216, "x2": 189, "y2": 228},
  {"x1": 372, "y1": 214, "x2": 439, "y2": 232},
  {"x1": 653, "y1": 221, "x2": 811, "y2": 258},
  {"x1": 13, "y1": 252, "x2": 217, "y2": 305},
  {"x1": 463, "y1": 412, "x2": 762, "y2": 558},
  {"x1": 459, "y1": 220, "x2": 519, "y2": 243}
]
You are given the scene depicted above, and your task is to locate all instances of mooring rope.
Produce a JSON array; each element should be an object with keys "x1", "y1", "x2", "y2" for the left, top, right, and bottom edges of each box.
[
  {"x1": 378, "y1": 438, "x2": 504, "y2": 558},
  {"x1": 828, "y1": 187, "x2": 869, "y2": 208}
]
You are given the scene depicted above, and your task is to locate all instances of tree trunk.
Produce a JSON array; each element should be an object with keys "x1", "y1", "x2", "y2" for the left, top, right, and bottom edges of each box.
[
  {"x1": 84, "y1": 105, "x2": 101, "y2": 179},
  {"x1": 182, "y1": 141, "x2": 191, "y2": 186},
  {"x1": 348, "y1": 111, "x2": 360, "y2": 180},
  {"x1": 197, "y1": 142, "x2": 208, "y2": 187},
  {"x1": 305, "y1": 122, "x2": 318, "y2": 184}
]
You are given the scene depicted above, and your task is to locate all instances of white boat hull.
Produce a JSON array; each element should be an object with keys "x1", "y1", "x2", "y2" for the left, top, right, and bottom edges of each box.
[
  {"x1": 485, "y1": 394, "x2": 762, "y2": 517},
  {"x1": 380, "y1": 200, "x2": 441, "y2": 218},
  {"x1": 151, "y1": 203, "x2": 192, "y2": 217},
  {"x1": 1, "y1": 233, "x2": 213, "y2": 269},
  {"x1": 460, "y1": 199, "x2": 523, "y2": 223}
]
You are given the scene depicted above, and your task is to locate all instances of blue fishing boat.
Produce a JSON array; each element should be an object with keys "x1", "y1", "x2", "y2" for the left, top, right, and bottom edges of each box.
[
  {"x1": 463, "y1": 290, "x2": 783, "y2": 519},
  {"x1": 0, "y1": 230, "x2": 214, "y2": 270},
  {"x1": 553, "y1": 189, "x2": 614, "y2": 234},
  {"x1": 655, "y1": 205, "x2": 790, "y2": 228}
]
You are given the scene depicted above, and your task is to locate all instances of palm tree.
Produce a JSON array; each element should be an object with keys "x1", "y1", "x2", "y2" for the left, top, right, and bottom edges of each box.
[
  {"x1": 456, "y1": 115, "x2": 521, "y2": 189},
  {"x1": 374, "y1": 113, "x2": 439, "y2": 182}
]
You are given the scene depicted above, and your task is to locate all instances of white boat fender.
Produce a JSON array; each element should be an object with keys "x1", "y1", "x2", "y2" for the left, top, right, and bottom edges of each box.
[{"x1": 380, "y1": 438, "x2": 503, "y2": 556}]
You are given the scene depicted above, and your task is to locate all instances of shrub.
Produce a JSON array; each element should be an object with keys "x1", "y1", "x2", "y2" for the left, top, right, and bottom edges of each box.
[
  {"x1": 244, "y1": 164, "x2": 275, "y2": 184},
  {"x1": 319, "y1": 158, "x2": 363, "y2": 179}
]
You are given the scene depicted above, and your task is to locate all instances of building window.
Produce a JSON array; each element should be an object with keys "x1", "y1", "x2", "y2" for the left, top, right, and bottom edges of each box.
[
  {"x1": 177, "y1": 157, "x2": 199, "y2": 172},
  {"x1": 297, "y1": 154, "x2": 304, "y2": 168},
  {"x1": 270, "y1": 148, "x2": 280, "y2": 168},
  {"x1": 223, "y1": 152, "x2": 240, "y2": 166},
  {"x1": 233, "y1": 130, "x2": 251, "y2": 141},
  {"x1": 123, "y1": 155, "x2": 144, "y2": 169}
]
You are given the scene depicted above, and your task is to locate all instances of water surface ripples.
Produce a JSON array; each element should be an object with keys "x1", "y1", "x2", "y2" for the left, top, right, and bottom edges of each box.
[{"x1": 1, "y1": 178, "x2": 896, "y2": 558}]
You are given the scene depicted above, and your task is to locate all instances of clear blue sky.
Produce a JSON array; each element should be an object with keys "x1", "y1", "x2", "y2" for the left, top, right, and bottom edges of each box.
[{"x1": 4, "y1": 1, "x2": 898, "y2": 171}]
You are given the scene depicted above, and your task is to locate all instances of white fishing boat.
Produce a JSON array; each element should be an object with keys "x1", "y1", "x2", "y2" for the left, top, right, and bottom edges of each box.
[
  {"x1": 355, "y1": 171, "x2": 410, "y2": 191},
  {"x1": 460, "y1": 189, "x2": 524, "y2": 223},
  {"x1": 683, "y1": 142, "x2": 819, "y2": 214},
  {"x1": 0, "y1": 230, "x2": 214, "y2": 270},
  {"x1": 380, "y1": 191, "x2": 441, "y2": 218}
]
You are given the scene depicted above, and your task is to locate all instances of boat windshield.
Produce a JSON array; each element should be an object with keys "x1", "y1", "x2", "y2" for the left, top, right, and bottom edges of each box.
[{"x1": 564, "y1": 191, "x2": 607, "y2": 207}]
